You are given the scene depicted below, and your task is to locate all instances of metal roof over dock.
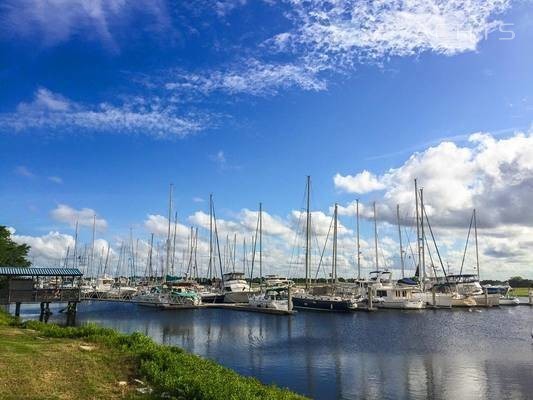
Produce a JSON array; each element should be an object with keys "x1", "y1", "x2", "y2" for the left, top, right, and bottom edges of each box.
[{"x1": 0, "y1": 267, "x2": 82, "y2": 277}]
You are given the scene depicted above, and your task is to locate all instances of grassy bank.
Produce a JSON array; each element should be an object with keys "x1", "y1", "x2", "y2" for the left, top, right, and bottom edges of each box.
[
  {"x1": 510, "y1": 287, "x2": 532, "y2": 297},
  {"x1": 0, "y1": 309, "x2": 306, "y2": 400}
]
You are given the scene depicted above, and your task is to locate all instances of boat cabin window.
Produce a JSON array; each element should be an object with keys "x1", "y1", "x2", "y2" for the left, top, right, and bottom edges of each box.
[{"x1": 376, "y1": 290, "x2": 387, "y2": 297}]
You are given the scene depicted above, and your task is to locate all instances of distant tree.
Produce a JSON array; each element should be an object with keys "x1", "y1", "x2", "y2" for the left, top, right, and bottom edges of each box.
[{"x1": 0, "y1": 226, "x2": 31, "y2": 267}]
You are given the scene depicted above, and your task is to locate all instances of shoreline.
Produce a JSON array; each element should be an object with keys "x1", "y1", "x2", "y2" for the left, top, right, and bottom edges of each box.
[{"x1": 0, "y1": 309, "x2": 306, "y2": 400}]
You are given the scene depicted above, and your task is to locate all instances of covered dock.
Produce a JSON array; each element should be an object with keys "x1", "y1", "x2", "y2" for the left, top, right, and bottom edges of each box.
[{"x1": 0, "y1": 267, "x2": 83, "y2": 316}]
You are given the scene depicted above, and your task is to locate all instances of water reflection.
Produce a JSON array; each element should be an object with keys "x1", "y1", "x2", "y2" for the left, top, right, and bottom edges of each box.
[{"x1": 17, "y1": 302, "x2": 533, "y2": 400}]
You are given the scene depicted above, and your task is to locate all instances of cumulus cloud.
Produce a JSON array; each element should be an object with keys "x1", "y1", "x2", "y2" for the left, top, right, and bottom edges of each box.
[
  {"x1": 12, "y1": 230, "x2": 74, "y2": 265},
  {"x1": 0, "y1": 88, "x2": 207, "y2": 139},
  {"x1": 334, "y1": 170, "x2": 387, "y2": 194},
  {"x1": 334, "y1": 131, "x2": 533, "y2": 279},
  {"x1": 50, "y1": 204, "x2": 107, "y2": 230}
]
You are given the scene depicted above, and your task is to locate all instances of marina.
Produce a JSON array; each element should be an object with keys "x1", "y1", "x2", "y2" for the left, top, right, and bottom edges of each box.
[{"x1": 11, "y1": 300, "x2": 533, "y2": 400}]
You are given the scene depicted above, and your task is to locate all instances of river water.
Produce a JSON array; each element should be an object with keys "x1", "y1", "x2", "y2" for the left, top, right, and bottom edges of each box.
[{"x1": 17, "y1": 302, "x2": 533, "y2": 400}]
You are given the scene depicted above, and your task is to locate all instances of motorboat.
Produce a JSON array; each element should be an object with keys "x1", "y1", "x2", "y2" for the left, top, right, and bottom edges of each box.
[{"x1": 222, "y1": 272, "x2": 255, "y2": 303}]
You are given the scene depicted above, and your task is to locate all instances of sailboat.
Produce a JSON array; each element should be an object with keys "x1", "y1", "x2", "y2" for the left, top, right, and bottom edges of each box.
[
  {"x1": 292, "y1": 178, "x2": 358, "y2": 312},
  {"x1": 248, "y1": 203, "x2": 291, "y2": 311}
]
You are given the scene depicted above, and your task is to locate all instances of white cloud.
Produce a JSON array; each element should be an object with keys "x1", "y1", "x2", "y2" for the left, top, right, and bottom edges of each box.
[
  {"x1": 14, "y1": 165, "x2": 34, "y2": 178},
  {"x1": 165, "y1": 59, "x2": 326, "y2": 96},
  {"x1": 50, "y1": 204, "x2": 107, "y2": 230},
  {"x1": 144, "y1": 214, "x2": 190, "y2": 239},
  {"x1": 48, "y1": 176, "x2": 63, "y2": 184},
  {"x1": 334, "y1": 170, "x2": 387, "y2": 194},
  {"x1": 0, "y1": 88, "x2": 206, "y2": 138},
  {"x1": 12, "y1": 230, "x2": 74, "y2": 264},
  {"x1": 334, "y1": 131, "x2": 533, "y2": 279},
  {"x1": 280, "y1": 0, "x2": 510, "y2": 65},
  {"x1": 1, "y1": 0, "x2": 171, "y2": 50}
]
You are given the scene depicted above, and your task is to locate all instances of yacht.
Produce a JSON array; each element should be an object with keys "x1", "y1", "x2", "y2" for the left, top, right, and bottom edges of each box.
[
  {"x1": 369, "y1": 271, "x2": 425, "y2": 309},
  {"x1": 292, "y1": 288, "x2": 358, "y2": 311},
  {"x1": 263, "y1": 274, "x2": 294, "y2": 289},
  {"x1": 222, "y1": 272, "x2": 255, "y2": 303},
  {"x1": 134, "y1": 284, "x2": 201, "y2": 308},
  {"x1": 248, "y1": 288, "x2": 290, "y2": 311},
  {"x1": 434, "y1": 274, "x2": 500, "y2": 307},
  {"x1": 484, "y1": 284, "x2": 520, "y2": 306}
]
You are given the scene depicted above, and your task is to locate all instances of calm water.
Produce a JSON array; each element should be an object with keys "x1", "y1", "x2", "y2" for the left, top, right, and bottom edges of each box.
[{"x1": 17, "y1": 302, "x2": 533, "y2": 400}]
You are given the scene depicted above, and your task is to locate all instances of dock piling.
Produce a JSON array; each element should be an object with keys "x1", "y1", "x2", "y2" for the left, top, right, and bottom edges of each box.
[{"x1": 14, "y1": 302, "x2": 21, "y2": 317}]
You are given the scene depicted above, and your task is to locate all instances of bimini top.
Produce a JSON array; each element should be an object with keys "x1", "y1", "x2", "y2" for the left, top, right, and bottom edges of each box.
[{"x1": 0, "y1": 267, "x2": 82, "y2": 277}]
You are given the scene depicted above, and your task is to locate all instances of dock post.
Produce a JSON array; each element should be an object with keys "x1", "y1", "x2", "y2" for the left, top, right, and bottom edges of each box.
[
  {"x1": 432, "y1": 287, "x2": 436, "y2": 308},
  {"x1": 529, "y1": 289, "x2": 532, "y2": 306},
  {"x1": 287, "y1": 286, "x2": 293, "y2": 311},
  {"x1": 367, "y1": 286, "x2": 373, "y2": 310},
  {"x1": 15, "y1": 302, "x2": 21, "y2": 317},
  {"x1": 44, "y1": 302, "x2": 51, "y2": 315},
  {"x1": 484, "y1": 288, "x2": 489, "y2": 308}
]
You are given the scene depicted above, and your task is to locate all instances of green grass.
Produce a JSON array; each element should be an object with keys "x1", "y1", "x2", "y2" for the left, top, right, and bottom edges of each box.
[
  {"x1": 510, "y1": 287, "x2": 532, "y2": 297},
  {"x1": 0, "y1": 309, "x2": 307, "y2": 400}
]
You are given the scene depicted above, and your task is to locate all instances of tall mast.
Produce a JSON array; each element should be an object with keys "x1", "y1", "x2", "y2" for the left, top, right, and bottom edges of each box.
[
  {"x1": 232, "y1": 233, "x2": 237, "y2": 273},
  {"x1": 165, "y1": 184, "x2": 173, "y2": 280},
  {"x1": 333, "y1": 203, "x2": 338, "y2": 285},
  {"x1": 419, "y1": 188, "x2": 426, "y2": 285},
  {"x1": 396, "y1": 204, "x2": 405, "y2": 278},
  {"x1": 90, "y1": 214, "x2": 96, "y2": 276},
  {"x1": 208, "y1": 194, "x2": 213, "y2": 279},
  {"x1": 73, "y1": 220, "x2": 79, "y2": 269},
  {"x1": 356, "y1": 199, "x2": 361, "y2": 280},
  {"x1": 415, "y1": 179, "x2": 422, "y2": 286},
  {"x1": 259, "y1": 202, "x2": 263, "y2": 283},
  {"x1": 148, "y1": 233, "x2": 154, "y2": 279},
  {"x1": 373, "y1": 202, "x2": 379, "y2": 271},
  {"x1": 171, "y1": 212, "x2": 178, "y2": 276},
  {"x1": 474, "y1": 208, "x2": 480, "y2": 280},
  {"x1": 305, "y1": 176, "x2": 311, "y2": 290}
]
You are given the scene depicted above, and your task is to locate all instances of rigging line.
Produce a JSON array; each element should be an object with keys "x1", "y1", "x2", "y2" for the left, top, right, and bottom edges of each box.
[
  {"x1": 459, "y1": 210, "x2": 475, "y2": 276},
  {"x1": 314, "y1": 213, "x2": 334, "y2": 282},
  {"x1": 423, "y1": 205, "x2": 449, "y2": 283},
  {"x1": 403, "y1": 227, "x2": 418, "y2": 271}
]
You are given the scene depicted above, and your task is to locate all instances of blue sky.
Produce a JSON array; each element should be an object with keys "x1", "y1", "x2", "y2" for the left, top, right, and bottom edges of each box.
[{"x1": 1, "y1": 1, "x2": 533, "y2": 279}]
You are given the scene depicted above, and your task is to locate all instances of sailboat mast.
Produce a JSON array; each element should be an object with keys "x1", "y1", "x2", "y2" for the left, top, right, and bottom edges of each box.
[
  {"x1": 305, "y1": 176, "x2": 311, "y2": 290},
  {"x1": 397, "y1": 204, "x2": 405, "y2": 278},
  {"x1": 90, "y1": 214, "x2": 96, "y2": 277},
  {"x1": 414, "y1": 179, "x2": 422, "y2": 286},
  {"x1": 208, "y1": 194, "x2": 213, "y2": 279},
  {"x1": 171, "y1": 212, "x2": 177, "y2": 276},
  {"x1": 148, "y1": 233, "x2": 154, "y2": 279},
  {"x1": 419, "y1": 188, "x2": 426, "y2": 285},
  {"x1": 73, "y1": 220, "x2": 79, "y2": 269},
  {"x1": 333, "y1": 203, "x2": 338, "y2": 285},
  {"x1": 474, "y1": 208, "x2": 480, "y2": 280},
  {"x1": 259, "y1": 202, "x2": 263, "y2": 283},
  {"x1": 165, "y1": 184, "x2": 173, "y2": 280},
  {"x1": 373, "y1": 202, "x2": 379, "y2": 272},
  {"x1": 356, "y1": 199, "x2": 361, "y2": 280}
]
